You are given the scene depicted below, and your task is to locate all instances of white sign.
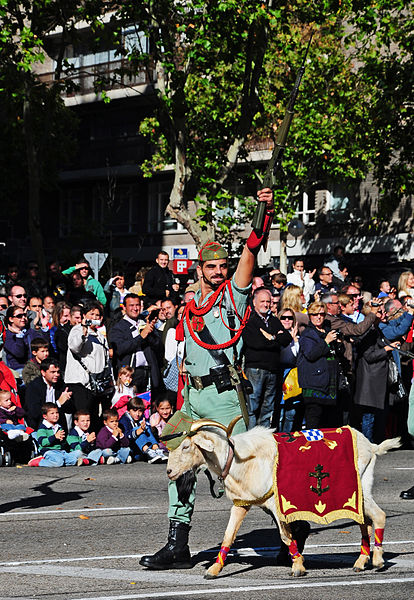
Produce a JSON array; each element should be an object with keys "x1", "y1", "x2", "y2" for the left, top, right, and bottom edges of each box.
[{"x1": 84, "y1": 252, "x2": 108, "y2": 280}]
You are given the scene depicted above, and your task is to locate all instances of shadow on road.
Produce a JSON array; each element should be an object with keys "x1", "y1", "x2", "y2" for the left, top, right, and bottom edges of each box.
[
  {"x1": 191, "y1": 526, "x2": 410, "y2": 578},
  {"x1": 0, "y1": 477, "x2": 92, "y2": 513}
]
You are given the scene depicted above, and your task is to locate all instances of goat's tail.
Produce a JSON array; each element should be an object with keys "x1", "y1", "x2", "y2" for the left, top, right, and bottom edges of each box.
[{"x1": 374, "y1": 437, "x2": 402, "y2": 456}]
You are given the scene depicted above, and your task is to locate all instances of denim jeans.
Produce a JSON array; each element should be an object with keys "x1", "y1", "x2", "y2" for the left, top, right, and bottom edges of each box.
[
  {"x1": 361, "y1": 411, "x2": 375, "y2": 442},
  {"x1": 101, "y1": 447, "x2": 131, "y2": 463},
  {"x1": 245, "y1": 367, "x2": 278, "y2": 429},
  {"x1": 133, "y1": 427, "x2": 159, "y2": 453},
  {"x1": 40, "y1": 449, "x2": 82, "y2": 467}
]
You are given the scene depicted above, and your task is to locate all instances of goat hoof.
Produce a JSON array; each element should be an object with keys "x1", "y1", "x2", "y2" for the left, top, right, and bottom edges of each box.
[
  {"x1": 353, "y1": 566, "x2": 364, "y2": 573},
  {"x1": 291, "y1": 569, "x2": 305, "y2": 577},
  {"x1": 204, "y1": 573, "x2": 218, "y2": 580}
]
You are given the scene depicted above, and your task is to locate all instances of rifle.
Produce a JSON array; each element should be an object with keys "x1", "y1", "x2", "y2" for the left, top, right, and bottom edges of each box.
[{"x1": 252, "y1": 33, "x2": 313, "y2": 231}]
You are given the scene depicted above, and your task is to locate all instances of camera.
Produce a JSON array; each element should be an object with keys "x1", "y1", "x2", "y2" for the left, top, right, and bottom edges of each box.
[
  {"x1": 85, "y1": 319, "x2": 92, "y2": 326},
  {"x1": 406, "y1": 299, "x2": 414, "y2": 309},
  {"x1": 371, "y1": 301, "x2": 382, "y2": 307}
]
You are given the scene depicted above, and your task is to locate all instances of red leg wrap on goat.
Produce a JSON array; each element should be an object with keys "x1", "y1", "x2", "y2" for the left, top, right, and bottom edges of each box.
[
  {"x1": 215, "y1": 546, "x2": 230, "y2": 566},
  {"x1": 246, "y1": 211, "x2": 274, "y2": 254},
  {"x1": 374, "y1": 528, "x2": 384, "y2": 547},
  {"x1": 289, "y1": 539, "x2": 300, "y2": 560},
  {"x1": 360, "y1": 535, "x2": 371, "y2": 556}
]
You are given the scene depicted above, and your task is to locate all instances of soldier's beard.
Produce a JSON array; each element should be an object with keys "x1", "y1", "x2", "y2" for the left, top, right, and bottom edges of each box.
[{"x1": 202, "y1": 274, "x2": 224, "y2": 290}]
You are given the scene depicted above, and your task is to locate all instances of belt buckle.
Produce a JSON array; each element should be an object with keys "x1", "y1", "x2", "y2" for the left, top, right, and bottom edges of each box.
[{"x1": 192, "y1": 376, "x2": 203, "y2": 390}]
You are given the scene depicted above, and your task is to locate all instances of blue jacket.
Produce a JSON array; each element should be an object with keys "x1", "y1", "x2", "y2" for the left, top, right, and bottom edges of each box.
[
  {"x1": 4, "y1": 328, "x2": 47, "y2": 370},
  {"x1": 379, "y1": 311, "x2": 414, "y2": 372},
  {"x1": 297, "y1": 323, "x2": 332, "y2": 393}
]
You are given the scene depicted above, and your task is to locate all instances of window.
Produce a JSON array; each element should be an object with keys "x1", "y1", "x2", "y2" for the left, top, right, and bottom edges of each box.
[
  {"x1": 148, "y1": 181, "x2": 183, "y2": 233},
  {"x1": 60, "y1": 184, "x2": 140, "y2": 237},
  {"x1": 325, "y1": 188, "x2": 354, "y2": 223},
  {"x1": 296, "y1": 190, "x2": 316, "y2": 225}
]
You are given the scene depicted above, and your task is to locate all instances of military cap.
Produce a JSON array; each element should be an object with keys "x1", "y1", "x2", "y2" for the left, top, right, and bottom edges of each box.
[
  {"x1": 160, "y1": 410, "x2": 195, "y2": 451},
  {"x1": 198, "y1": 241, "x2": 228, "y2": 262}
]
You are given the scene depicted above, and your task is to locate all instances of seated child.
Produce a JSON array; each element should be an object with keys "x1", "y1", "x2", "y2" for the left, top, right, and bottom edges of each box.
[
  {"x1": 28, "y1": 402, "x2": 83, "y2": 467},
  {"x1": 96, "y1": 408, "x2": 131, "y2": 464},
  {"x1": 149, "y1": 397, "x2": 173, "y2": 452},
  {"x1": 67, "y1": 410, "x2": 103, "y2": 465},
  {"x1": 0, "y1": 388, "x2": 30, "y2": 442},
  {"x1": 22, "y1": 338, "x2": 49, "y2": 386},
  {"x1": 119, "y1": 397, "x2": 167, "y2": 463},
  {"x1": 111, "y1": 366, "x2": 136, "y2": 418}
]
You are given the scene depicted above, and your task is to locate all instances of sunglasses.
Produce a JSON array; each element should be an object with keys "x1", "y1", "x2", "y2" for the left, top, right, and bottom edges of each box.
[
  {"x1": 280, "y1": 316, "x2": 294, "y2": 321},
  {"x1": 329, "y1": 301, "x2": 339, "y2": 304},
  {"x1": 12, "y1": 294, "x2": 27, "y2": 299},
  {"x1": 0, "y1": 304, "x2": 8, "y2": 309},
  {"x1": 12, "y1": 314, "x2": 27, "y2": 319},
  {"x1": 309, "y1": 312, "x2": 326, "y2": 317},
  {"x1": 348, "y1": 294, "x2": 361, "y2": 299}
]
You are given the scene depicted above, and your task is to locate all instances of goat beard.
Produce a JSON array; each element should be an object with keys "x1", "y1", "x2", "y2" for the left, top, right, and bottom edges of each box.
[{"x1": 176, "y1": 469, "x2": 197, "y2": 505}]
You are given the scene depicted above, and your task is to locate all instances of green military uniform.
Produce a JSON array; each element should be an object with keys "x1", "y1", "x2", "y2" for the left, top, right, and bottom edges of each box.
[{"x1": 167, "y1": 272, "x2": 250, "y2": 524}]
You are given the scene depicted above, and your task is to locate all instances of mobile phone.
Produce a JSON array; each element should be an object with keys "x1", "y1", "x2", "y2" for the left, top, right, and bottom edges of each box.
[{"x1": 148, "y1": 308, "x2": 160, "y2": 322}]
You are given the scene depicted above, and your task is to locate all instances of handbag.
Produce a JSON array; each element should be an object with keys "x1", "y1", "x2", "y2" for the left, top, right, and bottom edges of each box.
[
  {"x1": 388, "y1": 356, "x2": 399, "y2": 386},
  {"x1": 163, "y1": 356, "x2": 182, "y2": 392},
  {"x1": 283, "y1": 368, "x2": 302, "y2": 400},
  {"x1": 88, "y1": 364, "x2": 114, "y2": 395},
  {"x1": 71, "y1": 340, "x2": 114, "y2": 396}
]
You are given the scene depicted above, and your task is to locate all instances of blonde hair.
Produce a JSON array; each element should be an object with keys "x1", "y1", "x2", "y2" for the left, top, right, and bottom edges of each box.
[
  {"x1": 280, "y1": 285, "x2": 303, "y2": 312},
  {"x1": 398, "y1": 271, "x2": 414, "y2": 296},
  {"x1": 116, "y1": 366, "x2": 134, "y2": 392},
  {"x1": 338, "y1": 293, "x2": 352, "y2": 307},
  {"x1": 307, "y1": 301, "x2": 326, "y2": 315}
]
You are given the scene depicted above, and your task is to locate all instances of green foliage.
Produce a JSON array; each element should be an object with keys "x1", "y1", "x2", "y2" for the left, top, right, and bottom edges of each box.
[{"x1": 106, "y1": 0, "x2": 412, "y2": 248}]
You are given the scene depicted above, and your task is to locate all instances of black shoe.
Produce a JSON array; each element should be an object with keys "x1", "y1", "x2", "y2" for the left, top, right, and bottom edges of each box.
[
  {"x1": 139, "y1": 521, "x2": 192, "y2": 570},
  {"x1": 400, "y1": 486, "x2": 414, "y2": 500}
]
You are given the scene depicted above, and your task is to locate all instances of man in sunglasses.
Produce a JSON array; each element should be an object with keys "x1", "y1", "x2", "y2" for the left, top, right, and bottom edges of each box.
[{"x1": 1, "y1": 285, "x2": 41, "y2": 331}]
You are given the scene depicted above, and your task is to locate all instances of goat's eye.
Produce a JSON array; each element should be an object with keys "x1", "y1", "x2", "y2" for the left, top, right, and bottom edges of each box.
[{"x1": 182, "y1": 440, "x2": 190, "y2": 451}]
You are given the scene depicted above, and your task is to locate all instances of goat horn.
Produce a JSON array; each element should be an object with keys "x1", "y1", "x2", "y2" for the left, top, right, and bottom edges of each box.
[
  {"x1": 226, "y1": 415, "x2": 243, "y2": 438},
  {"x1": 189, "y1": 419, "x2": 228, "y2": 434}
]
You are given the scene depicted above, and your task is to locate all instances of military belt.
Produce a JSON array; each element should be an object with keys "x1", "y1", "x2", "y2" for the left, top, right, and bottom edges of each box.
[{"x1": 188, "y1": 373, "x2": 214, "y2": 390}]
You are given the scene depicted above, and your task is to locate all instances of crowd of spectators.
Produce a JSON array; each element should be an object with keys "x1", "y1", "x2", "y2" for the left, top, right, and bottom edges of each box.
[{"x1": 0, "y1": 247, "x2": 413, "y2": 472}]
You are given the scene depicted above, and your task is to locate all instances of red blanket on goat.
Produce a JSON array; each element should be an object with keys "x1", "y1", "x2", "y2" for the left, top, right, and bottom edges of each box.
[{"x1": 273, "y1": 426, "x2": 363, "y2": 525}]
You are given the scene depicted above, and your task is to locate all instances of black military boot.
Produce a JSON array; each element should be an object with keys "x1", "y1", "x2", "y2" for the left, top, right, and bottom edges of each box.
[
  {"x1": 276, "y1": 520, "x2": 311, "y2": 566},
  {"x1": 139, "y1": 521, "x2": 192, "y2": 570}
]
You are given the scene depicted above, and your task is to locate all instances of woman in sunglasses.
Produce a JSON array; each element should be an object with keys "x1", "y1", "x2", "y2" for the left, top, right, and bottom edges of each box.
[
  {"x1": 297, "y1": 301, "x2": 340, "y2": 429},
  {"x1": 278, "y1": 308, "x2": 304, "y2": 432},
  {"x1": 3, "y1": 306, "x2": 48, "y2": 377}
]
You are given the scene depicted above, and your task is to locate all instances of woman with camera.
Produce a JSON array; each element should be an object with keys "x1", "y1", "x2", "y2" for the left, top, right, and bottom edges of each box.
[
  {"x1": 297, "y1": 301, "x2": 340, "y2": 429},
  {"x1": 65, "y1": 300, "x2": 113, "y2": 432}
]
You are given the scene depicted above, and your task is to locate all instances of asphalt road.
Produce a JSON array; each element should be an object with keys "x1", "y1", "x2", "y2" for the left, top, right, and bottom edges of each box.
[{"x1": 0, "y1": 446, "x2": 413, "y2": 600}]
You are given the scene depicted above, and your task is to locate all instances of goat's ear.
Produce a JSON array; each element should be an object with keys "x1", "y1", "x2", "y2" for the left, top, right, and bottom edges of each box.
[{"x1": 194, "y1": 432, "x2": 215, "y2": 453}]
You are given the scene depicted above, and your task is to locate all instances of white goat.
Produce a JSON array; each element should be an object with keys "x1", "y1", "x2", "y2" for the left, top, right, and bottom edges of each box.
[{"x1": 166, "y1": 418, "x2": 400, "y2": 578}]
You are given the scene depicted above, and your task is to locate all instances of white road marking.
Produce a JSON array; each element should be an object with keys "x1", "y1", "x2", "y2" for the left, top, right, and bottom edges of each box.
[
  {"x1": 1, "y1": 539, "x2": 413, "y2": 567},
  {"x1": 392, "y1": 467, "x2": 414, "y2": 470},
  {"x1": 69, "y1": 576, "x2": 414, "y2": 600},
  {"x1": 0, "y1": 564, "x2": 413, "y2": 591},
  {"x1": 0, "y1": 506, "x2": 150, "y2": 517}
]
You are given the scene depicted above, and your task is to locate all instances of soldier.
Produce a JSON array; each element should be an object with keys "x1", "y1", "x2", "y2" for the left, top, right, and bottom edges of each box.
[{"x1": 139, "y1": 188, "x2": 275, "y2": 570}]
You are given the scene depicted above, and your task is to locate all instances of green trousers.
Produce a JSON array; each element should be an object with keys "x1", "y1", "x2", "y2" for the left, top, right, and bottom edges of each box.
[{"x1": 168, "y1": 384, "x2": 246, "y2": 524}]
